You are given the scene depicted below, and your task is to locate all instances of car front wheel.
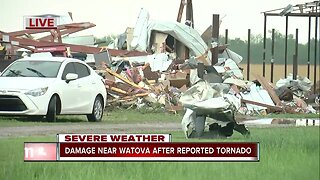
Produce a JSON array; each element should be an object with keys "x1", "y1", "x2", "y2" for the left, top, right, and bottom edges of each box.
[
  {"x1": 46, "y1": 95, "x2": 57, "y2": 122},
  {"x1": 87, "y1": 96, "x2": 103, "y2": 122}
]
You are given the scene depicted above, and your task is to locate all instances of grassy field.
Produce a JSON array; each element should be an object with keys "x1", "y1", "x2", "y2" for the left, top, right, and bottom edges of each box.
[
  {"x1": 0, "y1": 127, "x2": 319, "y2": 180},
  {"x1": 0, "y1": 108, "x2": 318, "y2": 127}
]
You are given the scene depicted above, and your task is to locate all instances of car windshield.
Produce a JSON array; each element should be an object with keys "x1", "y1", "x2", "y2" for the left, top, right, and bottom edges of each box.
[{"x1": 1, "y1": 60, "x2": 62, "y2": 78}]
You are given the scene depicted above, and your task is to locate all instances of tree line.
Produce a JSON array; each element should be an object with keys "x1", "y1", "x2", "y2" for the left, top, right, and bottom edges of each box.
[
  {"x1": 224, "y1": 30, "x2": 319, "y2": 65},
  {"x1": 96, "y1": 30, "x2": 319, "y2": 65}
]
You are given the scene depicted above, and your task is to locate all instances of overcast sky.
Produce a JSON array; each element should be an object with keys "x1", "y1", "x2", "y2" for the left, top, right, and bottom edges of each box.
[{"x1": 0, "y1": 0, "x2": 318, "y2": 42}]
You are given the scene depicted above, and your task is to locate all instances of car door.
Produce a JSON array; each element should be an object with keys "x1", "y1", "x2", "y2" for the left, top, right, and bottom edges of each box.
[
  {"x1": 73, "y1": 62, "x2": 95, "y2": 113},
  {"x1": 59, "y1": 62, "x2": 82, "y2": 114}
]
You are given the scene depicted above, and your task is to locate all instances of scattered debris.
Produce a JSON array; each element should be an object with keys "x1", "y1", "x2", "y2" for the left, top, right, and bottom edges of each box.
[
  {"x1": 88, "y1": 9, "x2": 319, "y2": 139},
  {"x1": 1, "y1": 8, "x2": 318, "y2": 140},
  {"x1": 276, "y1": 73, "x2": 313, "y2": 98}
]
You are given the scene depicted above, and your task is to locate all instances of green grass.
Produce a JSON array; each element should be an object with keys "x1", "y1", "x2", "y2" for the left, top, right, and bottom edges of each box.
[
  {"x1": 0, "y1": 109, "x2": 183, "y2": 127},
  {"x1": 1, "y1": 108, "x2": 319, "y2": 127},
  {"x1": 0, "y1": 127, "x2": 319, "y2": 180}
]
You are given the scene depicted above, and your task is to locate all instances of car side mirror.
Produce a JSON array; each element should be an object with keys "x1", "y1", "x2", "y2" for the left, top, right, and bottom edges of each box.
[{"x1": 65, "y1": 73, "x2": 78, "y2": 83}]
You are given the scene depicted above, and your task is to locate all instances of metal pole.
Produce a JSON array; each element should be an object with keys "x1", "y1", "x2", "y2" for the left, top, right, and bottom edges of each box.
[
  {"x1": 186, "y1": 0, "x2": 194, "y2": 28},
  {"x1": 176, "y1": 0, "x2": 184, "y2": 22},
  {"x1": 271, "y1": 29, "x2": 275, "y2": 83},
  {"x1": 211, "y1": 14, "x2": 220, "y2": 65},
  {"x1": 184, "y1": 0, "x2": 194, "y2": 60},
  {"x1": 293, "y1": 28, "x2": 299, "y2": 80},
  {"x1": 189, "y1": 0, "x2": 194, "y2": 28},
  {"x1": 293, "y1": 54, "x2": 298, "y2": 80},
  {"x1": 225, "y1": 29, "x2": 228, "y2": 44},
  {"x1": 247, "y1": 29, "x2": 251, "y2": 80},
  {"x1": 307, "y1": 16, "x2": 311, "y2": 78},
  {"x1": 263, "y1": 14, "x2": 267, "y2": 77},
  {"x1": 313, "y1": 4, "x2": 318, "y2": 93},
  {"x1": 285, "y1": 16, "x2": 288, "y2": 78}
]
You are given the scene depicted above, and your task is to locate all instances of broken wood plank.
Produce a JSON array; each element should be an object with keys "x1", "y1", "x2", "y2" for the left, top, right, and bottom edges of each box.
[
  {"x1": 105, "y1": 67, "x2": 144, "y2": 89},
  {"x1": 254, "y1": 75, "x2": 281, "y2": 105},
  {"x1": 195, "y1": 49, "x2": 210, "y2": 65},
  {"x1": 241, "y1": 99, "x2": 283, "y2": 112},
  {"x1": 109, "y1": 87, "x2": 128, "y2": 95},
  {"x1": 230, "y1": 84, "x2": 240, "y2": 94},
  {"x1": 123, "y1": 93, "x2": 149, "y2": 98}
]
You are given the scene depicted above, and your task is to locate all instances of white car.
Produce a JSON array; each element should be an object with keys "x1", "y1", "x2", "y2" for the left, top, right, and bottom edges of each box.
[{"x1": 0, "y1": 54, "x2": 107, "y2": 122}]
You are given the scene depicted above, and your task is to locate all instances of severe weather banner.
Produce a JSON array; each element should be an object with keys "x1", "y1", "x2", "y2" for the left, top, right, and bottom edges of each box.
[{"x1": 24, "y1": 134, "x2": 259, "y2": 162}]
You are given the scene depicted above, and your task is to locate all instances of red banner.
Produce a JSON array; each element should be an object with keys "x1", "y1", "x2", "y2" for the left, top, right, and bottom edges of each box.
[{"x1": 58, "y1": 142, "x2": 259, "y2": 161}]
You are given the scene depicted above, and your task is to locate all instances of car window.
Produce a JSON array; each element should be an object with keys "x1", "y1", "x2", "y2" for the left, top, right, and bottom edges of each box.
[
  {"x1": 74, "y1": 62, "x2": 90, "y2": 78},
  {"x1": 1, "y1": 60, "x2": 62, "y2": 78},
  {"x1": 62, "y1": 63, "x2": 76, "y2": 80}
]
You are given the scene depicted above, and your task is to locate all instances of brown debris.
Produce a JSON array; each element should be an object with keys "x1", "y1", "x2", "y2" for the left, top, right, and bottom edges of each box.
[
  {"x1": 254, "y1": 75, "x2": 281, "y2": 105},
  {"x1": 241, "y1": 99, "x2": 283, "y2": 112},
  {"x1": 105, "y1": 67, "x2": 145, "y2": 90}
]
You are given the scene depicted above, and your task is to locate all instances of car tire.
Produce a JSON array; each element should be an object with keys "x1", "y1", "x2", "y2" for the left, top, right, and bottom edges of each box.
[
  {"x1": 194, "y1": 116, "x2": 206, "y2": 138},
  {"x1": 87, "y1": 96, "x2": 103, "y2": 122},
  {"x1": 46, "y1": 95, "x2": 57, "y2": 122}
]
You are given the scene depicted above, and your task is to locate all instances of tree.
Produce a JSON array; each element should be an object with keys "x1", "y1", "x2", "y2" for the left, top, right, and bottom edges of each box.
[{"x1": 225, "y1": 30, "x2": 319, "y2": 65}]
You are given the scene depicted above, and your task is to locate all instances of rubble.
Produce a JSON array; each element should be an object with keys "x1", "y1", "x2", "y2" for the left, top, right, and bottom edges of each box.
[
  {"x1": 90, "y1": 9, "x2": 318, "y2": 139},
  {"x1": 276, "y1": 73, "x2": 313, "y2": 98}
]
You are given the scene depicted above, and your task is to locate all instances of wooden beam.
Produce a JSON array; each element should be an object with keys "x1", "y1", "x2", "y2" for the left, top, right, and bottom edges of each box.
[
  {"x1": 176, "y1": 0, "x2": 185, "y2": 22},
  {"x1": 241, "y1": 99, "x2": 283, "y2": 111},
  {"x1": 105, "y1": 67, "x2": 145, "y2": 90},
  {"x1": 254, "y1": 75, "x2": 282, "y2": 105},
  {"x1": 109, "y1": 87, "x2": 128, "y2": 95}
]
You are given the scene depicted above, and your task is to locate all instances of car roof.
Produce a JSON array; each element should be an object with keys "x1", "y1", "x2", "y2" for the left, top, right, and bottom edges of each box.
[{"x1": 17, "y1": 56, "x2": 83, "y2": 63}]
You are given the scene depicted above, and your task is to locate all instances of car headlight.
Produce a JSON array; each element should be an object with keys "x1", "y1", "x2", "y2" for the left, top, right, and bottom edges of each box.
[{"x1": 25, "y1": 87, "x2": 48, "y2": 97}]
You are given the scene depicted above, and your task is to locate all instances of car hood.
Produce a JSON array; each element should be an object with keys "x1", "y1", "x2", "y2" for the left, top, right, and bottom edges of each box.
[{"x1": 0, "y1": 77, "x2": 56, "y2": 91}]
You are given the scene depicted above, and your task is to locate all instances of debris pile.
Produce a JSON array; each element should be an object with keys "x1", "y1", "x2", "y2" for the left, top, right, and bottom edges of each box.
[
  {"x1": 93, "y1": 8, "x2": 319, "y2": 139},
  {"x1": 97, "y1": 57, "x2": 186, "y2": 113}
]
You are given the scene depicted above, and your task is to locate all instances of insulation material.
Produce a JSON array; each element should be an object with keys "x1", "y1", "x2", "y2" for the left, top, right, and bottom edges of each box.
[
  {"x1": 220, "y1": 48, "x2": 243, "y2": 64},
  {"x1": 180, "y1": 81, "x2": 242, "y2": 138},
  {"x1": 179, "y1": 80, "x2": 219, "y2": 107},
  {"x1": 212, "y1": 59, "x2": 244, "y2": 80},
  {"x1": 241, "y1": 84, "x2": 275, "y2": 111},
  {"x1": 224, "y1": 94, "x2": 241, "y2": 110},
  {"x1": 184, "y1": 97, "x2": 231, "y2": 112},
  {"x1": 223, "y1": 78, "x2": 248, "y2": 89},
  {"x1": 147, "y1": 21, "x2": 211, "y2": 64},
  {"x1": 213, "y1": 66, "x2": 225, "y2": 73},
  {"x1": 181, "y1": 108, "x2": 196, "y2": 138},
  {"x1": 223, "y1": 59, "x2": 244, "y2": 79},
  {"x1": 130, "y1": 8, "x2": 150, "y2": 52},
  {"x1": 125, "y1": 27, "x2": 134, "y2": 51},
  {"x1": 145, "y1": 53, "x2": 172, "y2": 72},
  {"x1": 150, "y1": 32, "x2": 168, "y2": 53},
  {"x1": 189, "y1": 69, "x2": 201, "y2": 85}
]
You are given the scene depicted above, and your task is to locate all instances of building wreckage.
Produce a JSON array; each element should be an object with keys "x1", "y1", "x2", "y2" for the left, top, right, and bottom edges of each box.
[{"x1": 0, "y1": 8, "x2": 318, "y2": 139}]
